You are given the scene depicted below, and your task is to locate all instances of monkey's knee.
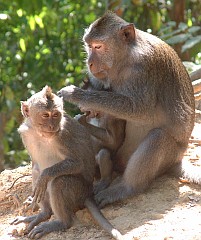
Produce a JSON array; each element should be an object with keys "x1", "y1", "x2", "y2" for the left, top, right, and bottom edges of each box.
[
  {"x1": 96, "y1": 148, "x2": 112, "y2": 180},
  {"x1": 147, "y1": 128, "x2": 168, "y2": 143},
  {"x1": 96, "y1": 148, "x2": 111, "y2": 165}
]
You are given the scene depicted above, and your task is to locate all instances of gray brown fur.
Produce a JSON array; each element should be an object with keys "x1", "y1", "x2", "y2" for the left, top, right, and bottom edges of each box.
[
  {"x1": 58, "y1": 12, "x2": 195, "y2": 208},
  {"x1": 12, "y1": 86, "x2": 123, "y2": 240}
]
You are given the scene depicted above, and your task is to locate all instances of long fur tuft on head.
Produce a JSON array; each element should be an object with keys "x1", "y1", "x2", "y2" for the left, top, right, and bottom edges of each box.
[
  {"x1": 42, "y1": 85, "x2": 54, "y2": 100},
  {"x1": 24, "y1": 85, "x2": 63, "y2": 112}
]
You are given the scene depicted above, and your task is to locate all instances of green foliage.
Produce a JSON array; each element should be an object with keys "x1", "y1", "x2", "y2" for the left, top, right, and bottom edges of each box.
[
  {"x1": 121, "y1": 0, "x2": 201, "y2": 63},
  {"x1": 160, "y1": 22, "x2": 201, "y2": 59},
  {"x1": 0, "y1": 0, "x2": 201, "y2": 168}
]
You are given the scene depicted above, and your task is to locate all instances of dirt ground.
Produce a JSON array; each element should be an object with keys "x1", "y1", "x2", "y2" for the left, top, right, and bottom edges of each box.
[{"x1": 0, "y1": 120, "x2": 201, "y2": 240}]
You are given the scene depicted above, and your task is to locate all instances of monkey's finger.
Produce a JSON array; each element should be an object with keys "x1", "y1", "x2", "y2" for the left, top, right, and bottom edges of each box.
[
  {"x1": 10, "y1": 216, "x2": 27, "y2": 225},
  {"x1": 32, "y1": 184, "x2": 43, "y2": 201},
  {"x1": 28, "y1": 224, "x2": 46, "y2": 239},
  {"x1": 57, "y1": 90, "x2": 62, "y2": 97},
  {"x1": 34, "y1": 188, "x2": 46, "y2": 204},
  {"x1": 94, "y1": 192, "x2": 109, "y2": 209},
  {"x1": 32, "y1": 189, "x2": 40, "y2": 204},
  {"x1": 98, "y1": 201, "x2": 107, "y2": 209},
  {"x1": 32, "y1": 201, "x2": 38, "y2": 212},
  {"x1": 10, "y1": 219, "x2": 18, "y2": 225},
  {"x1": 35, "y1": 192, "x2": 42, "y2": 203}
]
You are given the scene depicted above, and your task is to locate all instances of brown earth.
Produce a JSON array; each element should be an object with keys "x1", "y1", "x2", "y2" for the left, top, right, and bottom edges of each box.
[{"x1": 0, "y1": 121, "x2": 201, "y2": 240}]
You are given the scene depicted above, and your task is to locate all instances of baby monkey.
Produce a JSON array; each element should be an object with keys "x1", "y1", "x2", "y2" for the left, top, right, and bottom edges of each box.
[
  {"x1": 76, "y1": 78, "x2": 126, "y2": 193},
  {"x1": 12, "y1": 86, "x2": 124, "y2": 240}
]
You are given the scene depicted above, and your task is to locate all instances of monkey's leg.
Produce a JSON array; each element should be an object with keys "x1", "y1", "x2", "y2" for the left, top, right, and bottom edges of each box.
[
  {"x1": 95, "y1": 128, "x2": 183, "y2": 208},
  {"x1": 94, "y1": 148, "x2": 113, "y2": 194},
  {"x1": 26, "y1": 195, "x2": 53, "y2": 234},
  {"x1": 28, "y1": 176, "x2": 89, "y2": 239}
]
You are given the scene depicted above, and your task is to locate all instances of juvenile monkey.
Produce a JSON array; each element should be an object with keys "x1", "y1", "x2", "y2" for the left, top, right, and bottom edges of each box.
[
  {"x1": 76, "y1": 78, "x2": 126, "y2": 193},
  {"x1": 58, "y1": 12, "x2": 196, "y2": 208},
  {"x1": 12, "y1": 86, "x2": 123, "y2": 240}
]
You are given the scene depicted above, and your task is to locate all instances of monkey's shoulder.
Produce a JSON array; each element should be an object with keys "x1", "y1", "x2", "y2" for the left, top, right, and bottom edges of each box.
[
  {"x1": 18, "y1": 122, "x2": 38, "y2": 143},
  {"x1": 59, "y1": 114, "x2": 92, "y2": 143},
  {"x1": 18, "y1": 122, "x2": 30, "y2": 134},
  {"x1": 62, "y1": 114, "x2": 91, "y2": 133}
]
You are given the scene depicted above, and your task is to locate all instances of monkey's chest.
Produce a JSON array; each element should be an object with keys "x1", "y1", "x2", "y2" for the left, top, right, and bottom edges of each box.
[{"x1": 24, "y1": 135, "x2": 66, "y2": 171}]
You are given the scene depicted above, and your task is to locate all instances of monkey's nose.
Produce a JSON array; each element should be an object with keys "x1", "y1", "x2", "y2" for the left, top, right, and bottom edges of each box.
[
  {"x1": 49, "y1": 125, "x2": 54, "y2": 131},
  {"x1": 87, "y1": 57, "x2": 93, "y2": 68},
  {"x1": 89, "y1": 62, "x2": 93, "y2": 69}
]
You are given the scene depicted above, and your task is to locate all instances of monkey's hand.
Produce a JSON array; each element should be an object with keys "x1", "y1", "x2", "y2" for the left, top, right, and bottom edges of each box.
[
  {"x1": 57, "y1": 85, "x2": 78, "y2": 102},
  {"x1": 74, "y1": 114, "x2": 88, "y2": 125},
  {"x1": 80, "y1": 106, "x2": 100, "y2": 119},
  {"x1": 32, "y1": 172, "x2": 50, "y2": 204}
]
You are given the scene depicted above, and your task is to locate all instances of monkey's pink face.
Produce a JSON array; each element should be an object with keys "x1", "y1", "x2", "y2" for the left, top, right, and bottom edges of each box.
[
  {"x1": 32, "y1": 109, "x2": 62, "y2": 137},
  {"x1": 85, "y1": 41, "x2": 113, "y2": 80}
]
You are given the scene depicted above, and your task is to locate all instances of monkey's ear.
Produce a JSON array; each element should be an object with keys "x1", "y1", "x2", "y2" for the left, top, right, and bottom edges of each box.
[
  {"x1": 83, "y1": 77, "x2": 89, "y2": 84},
  {"x1": 20, "y1": 101, "x2": 29, "y2": 117},
  {"x1": 120, "y1": 23, "x2": 135, "y2": 43},
  {"x1": 82, "y1": 77, "x2": 90, "y2": 90}
]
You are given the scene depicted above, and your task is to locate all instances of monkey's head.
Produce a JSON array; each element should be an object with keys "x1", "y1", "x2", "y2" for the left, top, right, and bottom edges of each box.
[
  {"x1": 21, "y1": 86, "x2": 64, "y2": 137},
  {"x1": 83, "y1": 11, "x2": 135, "y2": 80}
]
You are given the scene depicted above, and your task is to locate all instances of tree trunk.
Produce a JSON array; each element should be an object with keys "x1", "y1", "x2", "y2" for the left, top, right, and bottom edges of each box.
[
  {"x1": 171, "y1": 0, "x2": 189, "y2": 60},
  {"x1": 172, "y1": 0, "x2": 185, "y2": 24},
  {"x1": 0, "y1": 113, "x2": 6, "y2": 172}
]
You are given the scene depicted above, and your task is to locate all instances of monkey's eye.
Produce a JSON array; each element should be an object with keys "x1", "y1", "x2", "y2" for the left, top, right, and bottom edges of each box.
[
  {"x1": 52, "y1": 112, "x2": 60, "y2": 118},
  {"x1": 42, "y1": 113, "x2": 50, "y2": 118},
  {"x1": 95, "y1": 45, "x2": 102, "y2": 50}
]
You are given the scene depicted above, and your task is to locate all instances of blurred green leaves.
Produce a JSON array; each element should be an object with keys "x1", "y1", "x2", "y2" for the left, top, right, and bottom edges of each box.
[{"x1": 160, "y1": 22, "x2": 201, "y2": 56}]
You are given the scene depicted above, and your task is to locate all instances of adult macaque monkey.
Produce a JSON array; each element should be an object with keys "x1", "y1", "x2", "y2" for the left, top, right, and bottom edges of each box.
[
  {"x1": 12, "y1": 86, "x2": 124, "y2": 240},
  {"x1": 76, "y1": 78, "x2": 126, "y2": 193},
  {"x1": 58, "y1": 11, "x2": 196, "y2": 208}
]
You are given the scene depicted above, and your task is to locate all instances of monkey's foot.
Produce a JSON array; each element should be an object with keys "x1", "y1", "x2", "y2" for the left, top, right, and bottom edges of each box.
[
  {"x1": 28, "y1": 220, "x2": 70, "y2": 239},
  {"x1": 93, "y1": 179, "x2": 110, "y2": 195},
  {"x1": 26, "y1": 211, "x2": 52, "y2": 233},
  {"x1": 95, "y1": 183, "x2": 133, "y2": 208}
]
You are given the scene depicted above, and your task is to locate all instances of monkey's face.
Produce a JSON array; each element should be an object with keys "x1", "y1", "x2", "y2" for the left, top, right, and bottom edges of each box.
[
  {"x1": 31, "y1": 108, "x2": 62, "y2": 138},
  {"x1": 83, "y1": 12, "x2": 136, "y2": 81},
  {"x1": 84, "y1": 40, "x2": 114, "y2": 80}
]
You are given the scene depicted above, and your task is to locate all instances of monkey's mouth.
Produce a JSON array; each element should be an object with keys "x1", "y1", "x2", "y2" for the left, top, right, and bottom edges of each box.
[
  {"x1": 39, "y1": 129, "x2": 60, "y2": 138},
  {"x1": 91, "y1": 70, "x2": 108, "y2": 79}
]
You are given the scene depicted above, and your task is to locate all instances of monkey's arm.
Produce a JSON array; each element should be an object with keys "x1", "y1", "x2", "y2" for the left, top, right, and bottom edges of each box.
[
  {"x1": 33, "y1": 158, "x2": 83, "y2": 204},
  {"x1": 85, "y1": 124, "x2": 112, "y2": 143},
  {"x1": 76, "y1": 114, "x2": 113, "y2": 144},
  {"x1": 58, "y1": 85, "x2": 155, "y2": 123}
]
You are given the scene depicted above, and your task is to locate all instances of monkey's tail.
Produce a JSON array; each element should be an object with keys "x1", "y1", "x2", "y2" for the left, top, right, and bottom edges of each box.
[
  {"x1": 170, "y1": 160, "x2": 201, "y2": 184},
  {"x1": 84, "y1": 198, "x2": 125, "y2": 240}
]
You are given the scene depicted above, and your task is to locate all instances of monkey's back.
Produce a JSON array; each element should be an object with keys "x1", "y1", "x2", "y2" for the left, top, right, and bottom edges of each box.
[{"x1": 126, "y1": 29, "x2": 195, "y2": 143}]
